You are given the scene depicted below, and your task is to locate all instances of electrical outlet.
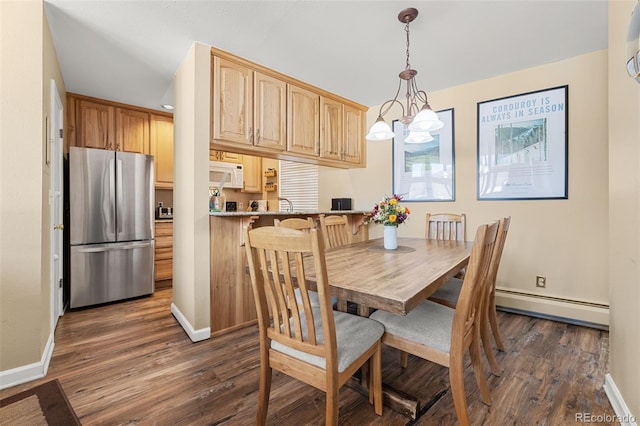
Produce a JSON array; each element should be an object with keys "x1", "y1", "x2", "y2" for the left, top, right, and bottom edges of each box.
[{"x1": 536, "y1": 276, "x2": 546, "y2": 288}]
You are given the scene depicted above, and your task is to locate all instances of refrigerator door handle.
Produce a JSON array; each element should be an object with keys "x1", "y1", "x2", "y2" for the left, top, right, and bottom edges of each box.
[
  {"x1": 107, "y1": 157, "x2": 116, "y2": 240},
  {"x1": 115, "y1": 157, "x2": 124, "y2": 238},
  {"x1": 78, "y1": 246, "x2": 116, "y2": 253},
  {"x1": 122, "y1": 242, "x2": 151, "y2": 250},
  {"x1": 78, "y1": 242, "x2": 151, "y2": 253}
]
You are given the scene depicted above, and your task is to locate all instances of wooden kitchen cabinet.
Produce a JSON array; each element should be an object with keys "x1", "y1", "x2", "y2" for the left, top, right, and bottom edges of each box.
[
  {"x1": 212, "y1": 56, "x2": 286, "y2": 151},
  {"x1": 212, "y1": 56, "x2": 252, "y2": 145},
  {"x1": 116, "y1": 108, "x2": 150, "y2": 154},
  {"x1": 342, "y1": 104, "x2": 364, "y2": 165},
  {"x1": 68, "y1": 94, "x2": 157, "y2": 155},
  {"x1": 319, "y1": 97, "x2": 343, "y2": 161},
  {"x1": 210, "y1": 149, "x2": 242, "y2": 163},
  {"x1": 209, "y1": 47, "x2": 367, "y2": 169},
  {"x1": 75, "y1": 99, "x2": 115, "y2": 150},
  {"x1": 242, "y1": 155, "x2": 262, "y2": 193},
  {"x1": 319, "y1": 98, "x2": 364, "y2": 165},
  {"x1": 155, "y1": 221, "x2": 173, "y2": 282},
  {"x1": 151, "y1": 114, "x2": 174, "y2": 188},
  {"x1": 253, "y1": 71, "x2": 286, "y2": 151},
  {"x1": 287, "y1": 84, "x2": 320, "y2": 157}
]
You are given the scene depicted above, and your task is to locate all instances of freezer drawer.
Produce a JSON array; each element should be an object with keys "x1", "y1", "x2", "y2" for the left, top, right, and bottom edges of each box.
[{"x1": 70, "y1": 241, "x2": 155, "y2": 308}]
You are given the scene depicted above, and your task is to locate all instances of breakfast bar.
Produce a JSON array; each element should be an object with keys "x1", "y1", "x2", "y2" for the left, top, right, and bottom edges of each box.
[{"x1": 208, "y1": 210, "x2": 370, "y2": 335}]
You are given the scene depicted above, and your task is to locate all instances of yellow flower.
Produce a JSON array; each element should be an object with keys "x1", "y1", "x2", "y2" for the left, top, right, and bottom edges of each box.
[
  {"x1": 389, "y1": 198, "x2": 398, "y2": 205},
  {"x1": 389, "y1": 214, "x2": 397, "y2": 222}
]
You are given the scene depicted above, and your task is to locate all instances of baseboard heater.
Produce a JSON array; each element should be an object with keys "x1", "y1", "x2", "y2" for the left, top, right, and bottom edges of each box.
[{"x1": 495, "y1": 288, "x2": 609, "y2": 330}]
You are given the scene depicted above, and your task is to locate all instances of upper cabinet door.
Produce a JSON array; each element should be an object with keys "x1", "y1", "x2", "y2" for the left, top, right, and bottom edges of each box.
[
  {"x1": 76, "y1": 99, "x2": 115, "y2": 150},
  {"x1": 253, "y1": 71, "x2": 286, "y2": 151},
  {"x1": 212, "y1": 56, "x2": 253, "y2": 145},
  {"x1": 319, "y1": 97, "x2": 343, "y2": 161},
  {"x1": 287, "y1": 84, "x2": 320, "y2": 156},
  {"x1": 116, "y1": 108, "x2": 150, "y2": 154},
  {"x1": 342, "y1": 104, "x2": 363, "y2": 165},
  {"x1": 150, "y1": 114, "x2": 174, "y2": 188}
]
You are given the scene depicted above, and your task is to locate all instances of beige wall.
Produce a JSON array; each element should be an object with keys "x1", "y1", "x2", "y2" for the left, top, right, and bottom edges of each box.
[
  {"x1": 321, "y1": 49, "x2": 610, "y2": 324},
  {"x1": 608, "y1": 0, "x2": 640, "y2": 419},
  {"x1": 172, "y1": 42, "x2": 211, "y2": 336},
  {"x1": 0, "y1": 0, "x2": 65, "y2": 375}
]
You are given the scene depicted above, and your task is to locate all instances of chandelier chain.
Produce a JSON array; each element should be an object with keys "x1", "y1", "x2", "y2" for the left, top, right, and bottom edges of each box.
[
  {"x1": 405, "y1": 22, "x2": 411, "y2": 71},
  {"x1": 365, "y1": 7, "x2": 443, "y2": 141}
]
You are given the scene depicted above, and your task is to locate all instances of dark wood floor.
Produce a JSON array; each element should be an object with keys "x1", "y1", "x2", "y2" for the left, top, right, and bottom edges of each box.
[{"x1": 1, "y1": 287, "x2": 616, "y2": 425}]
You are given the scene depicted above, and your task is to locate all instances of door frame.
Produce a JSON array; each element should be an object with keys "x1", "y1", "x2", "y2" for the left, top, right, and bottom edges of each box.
[{"x1": 50, "y1": 79, "x2": 64, "y2": 332}]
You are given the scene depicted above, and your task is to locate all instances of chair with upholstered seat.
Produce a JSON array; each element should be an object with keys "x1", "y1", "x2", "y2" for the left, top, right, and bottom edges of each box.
[
  {"x1": 273, "y1": 217, "x2": 337, "y2": 308},
  {"x1": 245, "y1": 226, "x2": 384, "y2": 425},
  {"x1": 395, "y1": 212, "x2": 468, "y2": 367},
  {"x1": 429, "y1": 217, "x2": 511, "y2": 377},
  {"x1": 370, "y1": 222, "x2": 499, "y2": 426},
  {"x1": 318, "y1": 214, "x2": 352, "y2": 249}
]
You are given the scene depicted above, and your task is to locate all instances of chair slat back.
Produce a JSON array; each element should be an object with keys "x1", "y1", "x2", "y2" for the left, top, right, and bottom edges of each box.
[
  {"x1": 426, "y1": 213, "x2": 466, "y2": 241},
  {"x1": 274, "y1": 217, "x2": 316, "y2": 232},
  {"x1": 245, "y1": 226, "x2": 337, "y2": 360},
  {"x1": 451, "y1": 221, "x2": 498, "y2": 348},
  {"x1": 482, "y1": 217, "x2": 511, "y2": 307},
  {"x1": 319, "y1": 214, "x2": 352, "y2": 249}
]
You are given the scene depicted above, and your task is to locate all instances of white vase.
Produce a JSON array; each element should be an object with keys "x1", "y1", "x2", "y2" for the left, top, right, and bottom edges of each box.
[{"x1": 384, "y1": 225, "x2": 398, "y2": 250}]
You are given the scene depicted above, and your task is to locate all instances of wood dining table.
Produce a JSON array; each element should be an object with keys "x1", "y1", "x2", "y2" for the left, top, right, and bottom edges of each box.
[
  {"x1": 319, "y1": 237, "x2": 472, "y2": 317},
  {"x1": 305, "y1": 236, "x2": 473, "y2": 419}
]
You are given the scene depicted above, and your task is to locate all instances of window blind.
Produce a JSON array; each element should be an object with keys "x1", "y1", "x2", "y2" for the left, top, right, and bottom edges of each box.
[{"x1": 278, "y1": 160, "x2": 318, "y2": 211}]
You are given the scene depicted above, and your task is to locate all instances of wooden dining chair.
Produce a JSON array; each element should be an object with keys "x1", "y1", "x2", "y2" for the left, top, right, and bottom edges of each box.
[
  {"x1": 273, "y1": 217, "x2": 337, "y2": 308},
  {"x1": 429, "y1": 217, "x2": 511, "y2": 376},
  {"x1": 426, "y1": 212, "x2": 466, "y2": 241},
  {"x1": 318, "y1": 214, "x2": 353, "y2": 312},
  {"x1": 244, "y1": 226, "x2": 384, "y2": 425},
  {"x1": 318, "y1": 214, "x2": 352, "y2": 249},
  {"x1": 427, "y1": 212, "x2": 466, "y2": 279},
  {"x1": 370, "y1": 222, "x2": 499, "y2": 426}
]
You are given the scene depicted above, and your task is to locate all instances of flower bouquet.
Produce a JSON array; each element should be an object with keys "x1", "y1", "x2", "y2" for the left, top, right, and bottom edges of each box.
[
  {"x1": 368, "y1": 194, "x2": 410, "y2": 249},
  {"x1": 368, "y1": 194, "x2": 410, "y2": 227}
]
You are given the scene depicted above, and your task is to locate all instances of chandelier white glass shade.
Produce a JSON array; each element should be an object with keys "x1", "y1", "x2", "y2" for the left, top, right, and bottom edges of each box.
[
  {"x1": 366, "y1": 7, "x2": 444, "y2": 141},
  {"x1": 405, "y1": 131, "x2": 434, "y2": 144}
]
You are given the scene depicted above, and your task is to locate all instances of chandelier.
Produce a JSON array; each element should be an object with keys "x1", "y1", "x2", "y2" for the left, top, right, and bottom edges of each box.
[{"x1": 366, "y1": 7, "x2": 444, "y2": 143}]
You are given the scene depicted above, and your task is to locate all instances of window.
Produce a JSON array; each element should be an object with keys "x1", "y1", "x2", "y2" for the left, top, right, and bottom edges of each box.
[{"x1": 278, "y1": 160, "x2": 318, "y2": 211}]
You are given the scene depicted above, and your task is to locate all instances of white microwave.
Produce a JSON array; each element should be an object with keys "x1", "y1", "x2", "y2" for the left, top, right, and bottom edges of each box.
[{"x1": 209, "y1": 161, "x2": 244, "y2": 189}]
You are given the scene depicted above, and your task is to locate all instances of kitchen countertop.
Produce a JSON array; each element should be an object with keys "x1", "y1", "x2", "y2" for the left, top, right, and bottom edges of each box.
[{"x1": 209, "y1": 210, "x2": 371, "y2": 217}]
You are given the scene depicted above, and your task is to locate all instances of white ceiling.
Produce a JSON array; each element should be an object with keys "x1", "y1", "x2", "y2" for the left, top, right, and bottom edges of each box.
[{"x1": 43, "y1": 1, "x2": 608, "y2": 112}]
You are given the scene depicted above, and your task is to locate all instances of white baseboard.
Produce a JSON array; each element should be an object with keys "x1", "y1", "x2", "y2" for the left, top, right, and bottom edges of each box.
[
  {"x1": 495, "y1": 288, "x2": 609, "y2": 327},
  {"x1": 0, "y1": 333, "x2": 55, "y2": 390},
  {"x1": 170, "y1": 302, "x2": 211, "y2": 342},
  {"x1": 604, "y1": 373, "x2": 638, "y2": 426}
]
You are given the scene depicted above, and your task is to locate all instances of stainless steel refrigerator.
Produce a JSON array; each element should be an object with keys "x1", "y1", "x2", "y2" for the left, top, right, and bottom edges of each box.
[{"x1": 69, "y1": 146, "x2": 155, "y2": 308}]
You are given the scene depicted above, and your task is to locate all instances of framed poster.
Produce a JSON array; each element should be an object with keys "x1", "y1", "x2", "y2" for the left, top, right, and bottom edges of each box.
[
  {"x1": 392, "y1": 108, "x2": 455, "y2": 201},
  {"x1": 477, "y1": 85, "x2": 568, "y2": 200}
]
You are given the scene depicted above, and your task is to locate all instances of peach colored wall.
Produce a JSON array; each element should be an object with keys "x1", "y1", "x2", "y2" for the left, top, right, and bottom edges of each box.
[
  {"x1": 608, "y1": 0, "x2": 640, "y2": 419},
  {"x1": 0, "y1": 0, "x2": 65, "y2": 376},
  {"x1": 172, "y1": 42, "x2": 212, "y2": 334}
]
